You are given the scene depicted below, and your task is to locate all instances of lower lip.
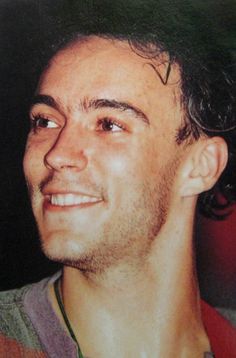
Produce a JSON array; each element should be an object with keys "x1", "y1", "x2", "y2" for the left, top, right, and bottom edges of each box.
[{"x1": 43, "y1": 199, "x2": 103, "y2": 212}]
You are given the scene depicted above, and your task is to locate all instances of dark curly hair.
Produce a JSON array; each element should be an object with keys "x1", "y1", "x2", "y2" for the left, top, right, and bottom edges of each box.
[{"x1": 36, "y1": 0, "x2": 236, "y2": 219}]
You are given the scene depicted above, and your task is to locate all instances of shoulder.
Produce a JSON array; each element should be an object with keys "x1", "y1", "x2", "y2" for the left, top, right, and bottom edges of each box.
[
  {"x1": 0, "y1": 284, "x2": 31, "y2": 331},
  {"x1": 201, "y1": 300, "x2": 236, "y2": 358},
  {"x1": 0, "y1": 284, "x2": 29, "y2": 306},
  {"x1": 0, "y1": 274, "x2": 60, "y2": 356},
  {"x1": 0, "y1": 283, "x2": 42, "y2": 348}
]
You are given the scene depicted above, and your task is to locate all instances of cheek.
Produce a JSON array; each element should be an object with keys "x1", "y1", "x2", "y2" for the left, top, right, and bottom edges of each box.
[
  {"x1": 97, "y1": 139, "x2": 158, "y2": 183},
  {"x1": 104, "y1": 154, "x2": 128, "y2": 175},
  {"x1": 96, "y1": 140, "x2": 136, "y2": 174},
  {"x1": 23, "y1": 143, "x2": 33, "y2": 181},
  {"x1": 23, "y1": 139, "x2": 47, "y2": 183}
]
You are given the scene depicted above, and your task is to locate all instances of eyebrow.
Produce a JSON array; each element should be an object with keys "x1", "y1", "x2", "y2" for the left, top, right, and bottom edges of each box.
[
  {"x1": 31, "y1": 94, "x2": 59, "y2": 111},
  {"x1": 30, "y1": 94, "x2": 150, "y2": 124}
]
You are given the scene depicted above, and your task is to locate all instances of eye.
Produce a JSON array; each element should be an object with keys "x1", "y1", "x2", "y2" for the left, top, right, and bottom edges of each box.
[
  {"x1": 31, "y1": 115, "x2": 59, "y2": 130},
  {"x1": 97, "y1": 118, "x2": 125, "y2": 132}
]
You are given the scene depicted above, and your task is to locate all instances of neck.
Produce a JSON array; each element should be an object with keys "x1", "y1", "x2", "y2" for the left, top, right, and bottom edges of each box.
[{"x1": 51, "y1": 200, "x2": 210, "y2": 357}]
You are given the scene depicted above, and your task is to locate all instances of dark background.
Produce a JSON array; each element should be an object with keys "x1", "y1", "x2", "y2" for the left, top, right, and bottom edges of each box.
[
  {"x1": 0, "y1": 0, "x2": 61, "y2": 289},
  {"x1": 0, "y1": 0, "x2": 235, "y2": 310}
]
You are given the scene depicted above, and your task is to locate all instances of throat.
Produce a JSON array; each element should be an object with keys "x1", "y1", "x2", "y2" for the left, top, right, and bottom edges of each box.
[
  {"x1": 55, "y1": 258, "x2": 210, "y2": 358},
  {"x1": 51, "y1": 215, "x2": 211, "y2": 358}
]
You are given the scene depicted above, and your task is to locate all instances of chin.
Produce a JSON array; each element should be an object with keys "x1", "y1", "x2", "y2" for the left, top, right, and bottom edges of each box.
[
  {"x1": 39, "y1": 230, "x2": 107, "y2": 273},
  {"x1": 40, "y1": 231, "x2": 88, "y2": 262},
  {"x1": 39, "y1": 230, "x2": 132, "y2": 274}
]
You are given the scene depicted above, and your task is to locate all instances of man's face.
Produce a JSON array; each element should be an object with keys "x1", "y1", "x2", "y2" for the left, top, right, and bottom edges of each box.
[{"x1": 24, "y1": 37, "x2": 184, "y2": 272}]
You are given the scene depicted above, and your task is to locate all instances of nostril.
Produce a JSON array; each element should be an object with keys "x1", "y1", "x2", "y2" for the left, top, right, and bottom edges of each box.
[{"x1": 44, "y1": 146, "x2": 88, "y2": 172}]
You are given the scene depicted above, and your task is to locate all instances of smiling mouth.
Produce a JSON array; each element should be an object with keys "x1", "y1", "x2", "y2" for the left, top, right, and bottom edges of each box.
[{"x1": 46, "y1": 193, "x2": 103, "y2": 207}]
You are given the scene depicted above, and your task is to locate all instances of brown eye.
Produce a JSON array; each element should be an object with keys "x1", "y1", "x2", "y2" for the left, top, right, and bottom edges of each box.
[
  {"x1": 102, "y1": 119, "x2": 115, "y2": 131},
  {"x1": 98, "y1": 118, "x2": 124, "y2": 132},
  {"x1": 36, "y1": 118, "x2": 49, "y2": 128},
  {"x1": 31, "y1": 115, "x2": 58, "y2": 129}
]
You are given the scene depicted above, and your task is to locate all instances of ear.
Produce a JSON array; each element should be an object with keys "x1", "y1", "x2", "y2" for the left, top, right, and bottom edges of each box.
[{"x1": 180, "y1": 137, "x2": 228, "y2": 197}]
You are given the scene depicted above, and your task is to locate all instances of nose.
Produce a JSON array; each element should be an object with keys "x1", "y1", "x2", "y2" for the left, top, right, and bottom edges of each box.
[{"x1": 44, "y1": 126, "x2": 88, "y2": 172}]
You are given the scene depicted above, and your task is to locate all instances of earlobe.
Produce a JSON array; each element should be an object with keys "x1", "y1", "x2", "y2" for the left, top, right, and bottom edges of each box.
[{"x1": 180, "y1": 137, "x2": 228, "y2": 197}]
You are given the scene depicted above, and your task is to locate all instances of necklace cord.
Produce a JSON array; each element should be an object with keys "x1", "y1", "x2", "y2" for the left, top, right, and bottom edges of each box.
[
  {"x1": 54, "y1": 278, "x2": 214, "y2": 358},
  {"x1": 54, "y1": 278, "x2": 84, "y2": 358}
]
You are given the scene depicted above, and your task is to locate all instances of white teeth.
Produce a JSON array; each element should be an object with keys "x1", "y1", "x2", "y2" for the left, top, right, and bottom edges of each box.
[{"x1": 50, "y1": 194, "x2": 100, "y2": 206}]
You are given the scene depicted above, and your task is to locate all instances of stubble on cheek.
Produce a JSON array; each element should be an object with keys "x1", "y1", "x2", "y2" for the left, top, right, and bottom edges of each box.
[{"x1": 142, "y1": 152, "x2": 182, "y2": 241}]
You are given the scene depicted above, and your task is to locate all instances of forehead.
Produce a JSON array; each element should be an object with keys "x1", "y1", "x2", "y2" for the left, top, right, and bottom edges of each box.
[
  {"x1": 37, "y1": 36, "x2": 182, "y2": 128},
  {"x1": 42, "y1": 36, "x2": 180, "y2": 86}
]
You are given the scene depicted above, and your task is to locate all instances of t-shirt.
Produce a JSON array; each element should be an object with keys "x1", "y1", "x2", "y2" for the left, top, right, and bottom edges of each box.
[
  {"x1": 0, "y1": 272, "x2": 236, "y2": 357},
  {"x1": 0, "y1": 272, "x2": 78, "y2": 357}
]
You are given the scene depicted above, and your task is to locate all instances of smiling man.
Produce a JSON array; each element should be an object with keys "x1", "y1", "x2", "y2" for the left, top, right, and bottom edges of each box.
[
  {"x1": 1, "y1": 1, "x2": 236, "y2": 357},
  {"x1": 26, "y1": 38, "x2": 184, "y2": 274}
]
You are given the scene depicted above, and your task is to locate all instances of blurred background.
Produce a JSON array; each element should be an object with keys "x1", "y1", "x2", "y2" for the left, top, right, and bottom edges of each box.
[{"x1": 0, "y1": 0, "x2": 235, "y2": 313}]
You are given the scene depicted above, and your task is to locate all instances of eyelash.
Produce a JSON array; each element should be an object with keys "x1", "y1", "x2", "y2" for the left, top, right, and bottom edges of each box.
[
  {"x1": 97, "y1": 117, "x2": 126, "y2": 132},
  {"x1": 30, "y1": 114, "x2": 126, "y2": 133},
  {"x1": 30, "y1": 113, "x2": 58, "y2": 132},
  {"x1": 30, "y1": 114, "x2": 54, "y2": 130}
]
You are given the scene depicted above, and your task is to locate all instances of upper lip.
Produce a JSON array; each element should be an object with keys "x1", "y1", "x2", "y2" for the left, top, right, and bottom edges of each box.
[{"x1": 44, "y1": 190, "x2": 101, "y2": 197}]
